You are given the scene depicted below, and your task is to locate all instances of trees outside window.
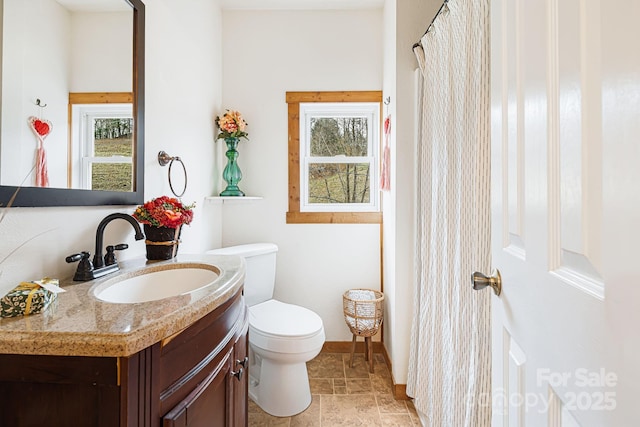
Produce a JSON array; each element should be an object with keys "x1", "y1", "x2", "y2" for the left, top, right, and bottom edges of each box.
[
  {"x1": 286, "y1": 91, "x2": 382, "y2": 224},
  {"x1": 90, "y1": 117, "x2": 134, "y2": 191}
]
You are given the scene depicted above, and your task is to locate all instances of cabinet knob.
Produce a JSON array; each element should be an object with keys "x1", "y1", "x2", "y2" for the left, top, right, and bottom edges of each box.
[
  {"x1": 231, "y1": 368, "x2": 244, "y2": 381},
  {"x1": 236, "y1": 357, "x2": 249, "y2": 368}
]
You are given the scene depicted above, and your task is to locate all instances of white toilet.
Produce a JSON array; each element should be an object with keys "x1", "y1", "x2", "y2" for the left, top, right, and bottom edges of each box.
[{"x1": 206, "y1": 243, "x2": 325, "y2": 417}]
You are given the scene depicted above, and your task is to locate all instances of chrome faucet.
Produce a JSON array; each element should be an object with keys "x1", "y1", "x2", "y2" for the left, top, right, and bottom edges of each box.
[{"x1": 66, "y1": 213, "x2": 144, "y2": 281}]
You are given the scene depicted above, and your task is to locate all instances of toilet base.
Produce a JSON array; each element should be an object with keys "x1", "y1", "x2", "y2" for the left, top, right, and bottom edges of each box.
[{"x1": 249, "y1": 356, "x2": 312, "y2": 417}]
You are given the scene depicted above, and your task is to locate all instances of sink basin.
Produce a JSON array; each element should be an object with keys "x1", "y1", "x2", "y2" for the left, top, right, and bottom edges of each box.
[{"x1": 94, "y1": 263, "x2": 220, "y2": 304}]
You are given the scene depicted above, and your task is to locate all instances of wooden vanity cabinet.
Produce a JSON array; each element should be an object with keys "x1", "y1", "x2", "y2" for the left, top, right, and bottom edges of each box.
[
  {"x1": 161, "y1": 325, "x2": 249, "y2": 427},
  {"x1": 157, "y1": 291, "x2": 249, "y2": 427},
  {"x1": 0, "y1": 289, "x2": 248, "y2": 427}
]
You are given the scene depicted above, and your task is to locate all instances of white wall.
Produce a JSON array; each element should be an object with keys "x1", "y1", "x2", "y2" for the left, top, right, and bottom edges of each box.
[
  {"x1": 69, "y1": 11, "x2": 132, "y2": 92},
  {"x1": 0, "y1": 0, "x2": 224, "y2": 296},
  {"x1": 219, "y1": 9, "x2": 383, "y2": 342},
  {"x1": 381, "y1": 0, "x2": 439, "y2": 385}
]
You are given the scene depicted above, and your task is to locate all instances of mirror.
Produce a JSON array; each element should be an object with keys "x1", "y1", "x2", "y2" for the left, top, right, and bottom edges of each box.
[{"x1": 0, "y1": 0, "x2": 144, "y2": 207}]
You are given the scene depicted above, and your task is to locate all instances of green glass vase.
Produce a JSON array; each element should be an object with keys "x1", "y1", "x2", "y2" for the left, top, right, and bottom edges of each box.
[{"x1": 220, "y1": 137, "x2": 245, "y2": 196}]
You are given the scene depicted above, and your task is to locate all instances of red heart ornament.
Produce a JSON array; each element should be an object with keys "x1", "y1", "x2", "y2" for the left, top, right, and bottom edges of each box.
[
  {"x1": 28, "y1": 116, "x2": 52, "y2": 139},
  {"x1": 34, "y1": 119, "x2": 50, "y2": 136}
]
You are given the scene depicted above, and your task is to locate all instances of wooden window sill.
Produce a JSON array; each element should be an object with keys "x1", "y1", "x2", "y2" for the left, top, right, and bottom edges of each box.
[{"x1": 286, "y1": 211, "x2": 382, "y2": 224}]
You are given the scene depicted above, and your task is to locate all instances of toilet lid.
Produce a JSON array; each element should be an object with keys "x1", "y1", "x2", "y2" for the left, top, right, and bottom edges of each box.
[{"x1": 249, "y1": 300, "x2": 323, "y2": 338}]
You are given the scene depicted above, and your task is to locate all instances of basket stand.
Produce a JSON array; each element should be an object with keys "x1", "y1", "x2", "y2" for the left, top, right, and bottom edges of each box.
[{"x1": 342, "y1": 289, "x2": 384, "y2": 373}]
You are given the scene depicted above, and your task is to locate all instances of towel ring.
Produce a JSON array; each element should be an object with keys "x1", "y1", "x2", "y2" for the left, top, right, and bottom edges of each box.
[{"x1": 158, "y1": 151, "x2": 187, "y2": 198}]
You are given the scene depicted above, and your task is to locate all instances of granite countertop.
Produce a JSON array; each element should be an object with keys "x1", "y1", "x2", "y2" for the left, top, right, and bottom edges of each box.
[{"x1": 0, "y1": 254, "x2": 245, "y2": 357}]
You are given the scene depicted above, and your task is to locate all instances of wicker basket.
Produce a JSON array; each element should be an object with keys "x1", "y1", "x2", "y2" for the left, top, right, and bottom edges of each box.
[
  {"x1": 343, "y1": 289, "x2": 384, "y2": 373},
  {"x1": 343, "y1": 288, "x2": 385, "y2": 336}
]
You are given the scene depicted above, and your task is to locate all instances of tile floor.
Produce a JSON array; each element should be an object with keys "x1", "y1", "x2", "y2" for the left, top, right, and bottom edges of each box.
[{"x1": 248, "y1": 352, "x2": 421, "y2": 426}]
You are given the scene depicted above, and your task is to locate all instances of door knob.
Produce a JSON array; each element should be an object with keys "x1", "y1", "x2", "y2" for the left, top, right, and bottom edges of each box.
[{"x1": 471, "y1": 269, "x2": 502, "y2": 296}]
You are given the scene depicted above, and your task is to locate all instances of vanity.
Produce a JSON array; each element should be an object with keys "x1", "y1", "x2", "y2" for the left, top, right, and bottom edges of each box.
[{"x1": 0, "y1": 254, "x2": 248, "y2": 427}]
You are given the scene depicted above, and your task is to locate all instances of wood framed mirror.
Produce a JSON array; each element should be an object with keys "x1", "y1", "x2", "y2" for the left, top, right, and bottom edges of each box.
[{"x1": 0, "y1": 0, "x2": 145, "y2": 207}]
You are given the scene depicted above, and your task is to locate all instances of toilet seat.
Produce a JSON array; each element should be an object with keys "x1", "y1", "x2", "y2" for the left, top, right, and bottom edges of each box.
[
  {"x1": 249, "y1": 300, "x2": 325, "y2": 353},
  {"x1": 250, "y1": 299, "x2": 323, "y2": 337}
]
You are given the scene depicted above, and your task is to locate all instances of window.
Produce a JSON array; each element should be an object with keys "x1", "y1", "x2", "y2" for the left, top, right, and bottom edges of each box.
[
  {"x1": 68, "y1": 93, "x2": 134, "y2": 191},
  {"x1": 286, "y1": 91, "x2": 383, "y2": 224}
]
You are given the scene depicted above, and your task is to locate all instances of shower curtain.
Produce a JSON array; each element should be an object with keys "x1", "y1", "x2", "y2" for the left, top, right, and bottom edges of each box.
[{"x1": 406, "y1": 1, "x2": 491, "y2": 426}]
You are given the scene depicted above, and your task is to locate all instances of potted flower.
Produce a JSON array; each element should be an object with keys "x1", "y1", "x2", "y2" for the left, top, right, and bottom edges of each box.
[
  {"x1": 215, "y1": 109, "x2": 248, "y2": 196},
  {"x1": 133, "y1": 196, "x2": 195, "y2": 260}
]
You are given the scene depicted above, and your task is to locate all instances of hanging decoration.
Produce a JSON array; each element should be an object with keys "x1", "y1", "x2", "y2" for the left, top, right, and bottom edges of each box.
[
  {"x1": 28, "y1": 99, "x2": 52, "y2": 188},
  {"x1": 380, "y1": 98, "x2": 391, "y2": 191}
]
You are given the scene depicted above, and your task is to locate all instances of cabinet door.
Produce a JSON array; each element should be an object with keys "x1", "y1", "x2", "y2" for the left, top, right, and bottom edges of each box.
[
  {"x1": 162, "y1": 349, "x2": 233, "y2": 427},
  {"x1": 0, "y1": 354, "x2": 120, "y2": 427},
  {"x1": 232, "y1": 324, "x2": 249, "y2": 427}
]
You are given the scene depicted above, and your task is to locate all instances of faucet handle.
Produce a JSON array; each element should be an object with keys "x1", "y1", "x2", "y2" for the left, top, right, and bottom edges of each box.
[
  {"x1": 65, "y1": 252, "x2": 88, "y2": 263},
  {"x1": 66, "y1": 252, "x2": 94, "y2": 281},
  {"x1": 105, "y1": 244, "x2": 129, "y2": 266}
]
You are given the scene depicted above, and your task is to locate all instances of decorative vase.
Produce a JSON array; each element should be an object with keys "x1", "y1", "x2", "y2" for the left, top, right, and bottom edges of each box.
[
  {"x1": 144, "y1": 224, "x2": 181, "y2": 260},
  {"x1": 220, "y1": 137, "x2": 245, "y2": 196}
]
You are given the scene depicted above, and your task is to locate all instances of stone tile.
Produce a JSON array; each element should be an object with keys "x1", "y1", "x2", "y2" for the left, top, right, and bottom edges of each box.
[
  {"x1": 372, "y1": 363, "x2": 392, "y2": 379},
  {"x1": 321, "y1": 394, "x2": 382, "y2": 426},
  {"x1": 406, "y1": 400, "x2": 421, "y2": 425},
  {"x1": 249, "y1": 351, "x2": 406, "y2": 426},
  {"x1": 343, "y1": 353, "x2": 372, "y2": 378},
  {"x1": 290, "y1": 395, "x2": 320, "y2": 427},
  {"x1": 380, "y1": 414, "x2": 415, "y2": 426},
  {"x1": 248, "y1": 399, "x2": 291, "y2": 426},
  {"x1": 306, "y1": 353, "x2": 344, "y2": 379},
  {"x1": 334, "y1": 386, "x2": 348, "y2": 394},
  {"x1": 376, "y1": 394, "x2": 409, "y2": 414},
  {"x1": 374, "y1": 354, "x2": 389, "y2": 372},
  {"x1": 309, "y1": 378, "x2": 333, "y2": 394},
  {"x1": 346, "y1": 378, "x2": 373, "y2": 394},
  {"x1": 371, "y1": 371, "x2": 394, "y2": 394}
]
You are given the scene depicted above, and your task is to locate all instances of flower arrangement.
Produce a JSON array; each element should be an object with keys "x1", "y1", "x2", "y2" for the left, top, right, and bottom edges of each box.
[
  {"x1": 215, "y1": 109, "x2": 249, "y2": 140},
  {"x1": 133, "y1": 196, "x2": 195, "y2": 229}
]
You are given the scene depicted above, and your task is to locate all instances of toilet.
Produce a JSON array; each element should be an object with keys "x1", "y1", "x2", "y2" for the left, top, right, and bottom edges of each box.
[{"x1": 206, "y1": 243, "x2": 325, "y2": 417}]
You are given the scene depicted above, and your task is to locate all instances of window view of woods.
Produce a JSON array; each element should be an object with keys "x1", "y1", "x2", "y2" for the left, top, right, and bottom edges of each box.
[
  {"x1": 91, "y1": 118, "x2": 134, "y2": 191},
  {"x1": 308, "y1": 117, "x2": 371, "y2": 204}
]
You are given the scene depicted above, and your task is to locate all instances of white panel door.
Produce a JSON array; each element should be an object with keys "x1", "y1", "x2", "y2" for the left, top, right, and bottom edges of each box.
[{"x1": 489, "y1": 0, "x2": 640, "y2": 425}]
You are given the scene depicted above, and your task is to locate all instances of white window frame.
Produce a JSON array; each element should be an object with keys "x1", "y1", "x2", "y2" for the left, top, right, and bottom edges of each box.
[
  {"x1": 298, "y1": 102, "x2": 380, "y2": 213},
  {"x1": 70, "y1": 104, "x2": 133, "y2": 190}
]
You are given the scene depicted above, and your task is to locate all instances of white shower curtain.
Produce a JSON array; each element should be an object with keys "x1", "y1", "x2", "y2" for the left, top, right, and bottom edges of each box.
[{"x1": 406, "y1": 1, "x2": 491, "y2": 426}]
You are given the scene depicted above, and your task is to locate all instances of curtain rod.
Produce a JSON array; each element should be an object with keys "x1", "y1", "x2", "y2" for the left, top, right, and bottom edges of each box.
[{"x1": 412, "y1": 0, "x2": 449, "y2": 50}]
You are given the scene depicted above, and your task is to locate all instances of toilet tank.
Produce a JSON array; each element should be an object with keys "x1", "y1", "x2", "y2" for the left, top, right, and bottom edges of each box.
[{"x1": 206, "y1": 243, "x2": 278, "y2": 307}]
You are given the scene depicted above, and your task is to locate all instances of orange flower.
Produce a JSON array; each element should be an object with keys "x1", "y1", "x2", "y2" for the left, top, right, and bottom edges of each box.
[
  {"x1": 164, "y1": 210, "x2": 182, "y2": 221},
  {"x1": 215, "y1": 109, "x2": 249, "y2": 141}
]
